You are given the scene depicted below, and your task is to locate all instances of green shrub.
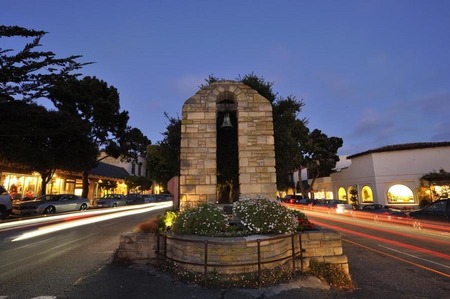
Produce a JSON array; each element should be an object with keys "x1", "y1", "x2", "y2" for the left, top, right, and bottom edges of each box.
[
  {"x1": 134, "y1": 210, "x2": 177, "y2": 233},
  {"x1": 172, "y1": 203, "x2": 229, "y2": 236},
  {"x1": 233, "y1": 196, "x2": 298, "y2": 234},
  {"x1": 308, "y1": 259, "x2": 355, "y2": 290},
  {"x1": 168, "y1": 197, "x2": 314, "y2": 236},
  {"x1": 159, "y1": 210, "x2": 177, "y2": 232}
]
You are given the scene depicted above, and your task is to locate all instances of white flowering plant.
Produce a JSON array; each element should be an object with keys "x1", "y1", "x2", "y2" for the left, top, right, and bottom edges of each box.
[
  {"x1": 233, "y1": 196, "x2": 298, "y2": 234},
  {"x1": 172, "y1": 203, "x2": 229, "y2": 236}
]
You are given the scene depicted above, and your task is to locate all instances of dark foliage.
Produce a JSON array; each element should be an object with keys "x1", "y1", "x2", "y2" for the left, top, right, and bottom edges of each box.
[
  {"x1": 0, "y1": 25, "x2": 89, "y2": 102},
  {"x1": 0, "y1": 101, "x2": 97, "y2": 194},
  {"x1": 146, "y1": 113, "x2": 181, "y2": 190},
  {"x1": 1, "y1": 26, "x2": 150, "y2": 196},
  {"x1": 49, "y1": 76, "x2": 150, "y2": 197}
]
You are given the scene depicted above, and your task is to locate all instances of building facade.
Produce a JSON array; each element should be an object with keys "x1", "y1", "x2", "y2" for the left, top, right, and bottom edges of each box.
[
  {"x1": 331, "y1": 142, "x2": 450, "y2": 207},
  {"x1": 0, "y1": 153, "x2": 149, "y2": 202},
  {"x1": 289, "y1": 142, "x2": 450, "y2": 207}
]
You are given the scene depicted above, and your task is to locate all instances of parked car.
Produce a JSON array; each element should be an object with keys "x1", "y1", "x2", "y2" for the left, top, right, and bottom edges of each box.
[
  {"x1": 296, "y1": 198, "x2": 318, "y2": 206},
  {"x1": 283, "y1": 195, "x2": 303, "y2": 204},
  {"x1": 0, "y1": 185, "x2": 12, "y2": 219},
  {"x1": 335, "y1": 203, "x2": 354, "y2": 214},
  {"x1": 124, "y1": 193, "x2": 144, "y2": 205},
  {"x1": 355, "y1": 204, "x2": 409, "y2": 224},
  {"x1": 95, "y1": 194, "x2": 127, "y2": 208},
  {"x1": 144, "y1": 194, "x2": 173, "y2": 203},
  {"x1": 358, "y1": 204, "x2": 404, "y2": 215},
  {"x1": 408, "y1": 199, "x2": 450, "y2": 223},
  {"x1": 361, "y1": 204, "x2": 385, "y2": 211},
  {"x1": 11, "y1": 194, "x2": 89, "y2": 216},
  {"x1": 315, "y1": 199, "x2": 354, "y2": 214}
]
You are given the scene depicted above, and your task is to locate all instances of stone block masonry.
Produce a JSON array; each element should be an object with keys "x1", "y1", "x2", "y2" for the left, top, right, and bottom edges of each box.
[
  {"x1": 180, "y1": 81, "x2": 277, "y2": 208},
  {"x1": 115, "y1": 229, "x2": 349, "y2": 276}
]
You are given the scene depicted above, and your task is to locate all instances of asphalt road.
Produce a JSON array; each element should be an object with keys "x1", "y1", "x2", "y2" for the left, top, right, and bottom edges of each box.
[
  {"x1": 302, "y1": 207, "x2": 450, "y2": 298},
  {"x1": 1, "y1": 203, "x2": 449, "y2": 299},
  {"x1": 0, "y1": 203, "x2": 172, "y2": 299},
  {"x1": 59, "y1": 209, "x2": 450, "y2": 299},
  {"x1": 61, "y1": 245, "x2": 450, "y2": 299}
]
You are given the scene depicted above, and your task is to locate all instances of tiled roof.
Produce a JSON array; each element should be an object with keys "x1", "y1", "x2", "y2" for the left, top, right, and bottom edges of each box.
[
  {"x1": 88, "y1": 162, "x2": 129, "y2": 179},
  {"x1": 348, "y1": 141, "x2": 450, "y2": 159}
]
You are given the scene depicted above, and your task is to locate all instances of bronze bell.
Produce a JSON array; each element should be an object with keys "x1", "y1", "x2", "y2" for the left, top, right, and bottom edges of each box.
[{"x1": 221, "y1": 113, "x2": 233, "y2": 128}]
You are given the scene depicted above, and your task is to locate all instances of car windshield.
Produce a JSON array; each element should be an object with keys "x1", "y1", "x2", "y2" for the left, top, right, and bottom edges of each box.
[
  {"x1": 425, "y1": 201, "x2": 446, "y2": 212},
  {"x1": 101, "y1": 194, "x2": 120, "y2": 199},
  {"x1": 35, "y1": 195, "x2": 61, "y2": 202}
]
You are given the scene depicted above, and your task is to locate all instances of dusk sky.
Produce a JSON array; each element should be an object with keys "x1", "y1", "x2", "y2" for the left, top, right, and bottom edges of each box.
[{"x1": 3, "y1": 1, "x2": 450, "y2": 156}]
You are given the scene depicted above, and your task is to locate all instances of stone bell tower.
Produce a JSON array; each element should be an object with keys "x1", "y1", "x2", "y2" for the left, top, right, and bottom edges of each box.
[{"x1": 179, "y1": 81, "x2": 277, "y2": 208}]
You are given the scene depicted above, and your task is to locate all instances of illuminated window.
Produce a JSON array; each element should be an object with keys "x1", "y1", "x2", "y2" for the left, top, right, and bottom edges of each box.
[
  {"x1": 338, "y1": 187, "x2": 346, "y2": 200},
  {"x1": 362, "y1": 186, "x2": 373, "y2": 203},
  {"x1": 387, "y1": 184, "x2": 414, "y2": 204}
]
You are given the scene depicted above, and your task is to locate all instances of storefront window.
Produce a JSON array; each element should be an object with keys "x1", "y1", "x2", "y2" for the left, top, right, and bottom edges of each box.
[
  {"x1": 1, "y1": 173, "x2": 40, "y2": 199},
  {"x1": 387, "y1": 184, "x2": 414, "y2": 204},
  {"x1": 362, "y1": 186, "x2": 374, "y2": 203},
  {"x1": 65, "y1": 179, "x2": 76, "y2": 194},
  {"x1": 338, "y1": 187, "x2": 346, "y2": 200},
  {"x1": 47, "y1": 176, "x2": 64, "y2": 194}
]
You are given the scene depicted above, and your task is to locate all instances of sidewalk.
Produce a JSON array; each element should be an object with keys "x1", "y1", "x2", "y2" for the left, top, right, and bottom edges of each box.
[{"x1": 60, "y1": 263, "x2": 350, "y2": 299}]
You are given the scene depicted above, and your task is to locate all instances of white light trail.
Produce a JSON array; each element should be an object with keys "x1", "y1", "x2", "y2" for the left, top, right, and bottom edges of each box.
[
  {"x1": 378, "y1": 245, "x2": 450, "y2": 268},
  {"x1": 0, "y1": 202, "x2": 169, "y2": 231},
  {"x1": 11, "y1": 202, "x2": 172, "y2": 242}
]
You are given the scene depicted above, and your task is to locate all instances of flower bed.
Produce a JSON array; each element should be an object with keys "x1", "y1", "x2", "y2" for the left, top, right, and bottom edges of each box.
[
  {"x1": 114, "y1": 229, "x2": 349, "y2": 286},
  {"x1": 114, "y1": 197, "x2": 348, "y2": 287}
]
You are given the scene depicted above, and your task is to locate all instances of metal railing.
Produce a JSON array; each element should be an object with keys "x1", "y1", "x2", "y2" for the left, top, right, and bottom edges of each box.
[{"x1": 156, "y1": 232, "x2": 304, "y2": 287}]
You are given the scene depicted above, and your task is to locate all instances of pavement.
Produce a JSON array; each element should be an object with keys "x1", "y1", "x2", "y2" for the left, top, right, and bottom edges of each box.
[
  {"x1": 58, "y1": 249, "x2": 447, "y2": 299},
  {"x1": 59, "y1": 262, "x2": 353, "y2": 299}
]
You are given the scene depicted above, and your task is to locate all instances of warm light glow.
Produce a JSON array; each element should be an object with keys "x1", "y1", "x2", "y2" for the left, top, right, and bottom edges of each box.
[
  {"x1": 362, "y1": 186, "x2": 374, "y2": 203},
  {"x1": 387, "y1": 184, "x2": 414, "y2": 203},
  {"x1": 5, "y1": 175, "x2": 18, "y2": 187},
  {"x1": 163, "y1": 211, "x2": 177, "y2": 228}
]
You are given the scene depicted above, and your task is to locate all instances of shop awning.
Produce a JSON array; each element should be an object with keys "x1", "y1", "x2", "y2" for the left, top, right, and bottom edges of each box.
[{"x1": 88, "y1": 162, "x2": 129, "y2": 180}]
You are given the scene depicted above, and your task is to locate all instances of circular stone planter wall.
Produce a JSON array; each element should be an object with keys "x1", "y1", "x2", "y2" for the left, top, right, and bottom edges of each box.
[
  {"x1": 163, "y1": 233, "x2": 299, "y2": 275},
  {"x1": 115, "y1": 229, "x2": 349, "y2": 276}
]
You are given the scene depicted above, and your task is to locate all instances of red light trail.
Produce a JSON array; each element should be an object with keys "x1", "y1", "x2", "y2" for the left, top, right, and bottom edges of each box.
[
  {"x1": 311, "y1": 219, "x2": 450, "y2": 260},
  {"x1": 344, "y1": 238, "x2": 450, "y2": 279}
]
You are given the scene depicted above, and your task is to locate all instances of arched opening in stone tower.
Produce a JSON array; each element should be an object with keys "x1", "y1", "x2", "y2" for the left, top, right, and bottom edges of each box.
[{"x1": 217, "y1": 98, "x2": 239, "y2": 204}]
